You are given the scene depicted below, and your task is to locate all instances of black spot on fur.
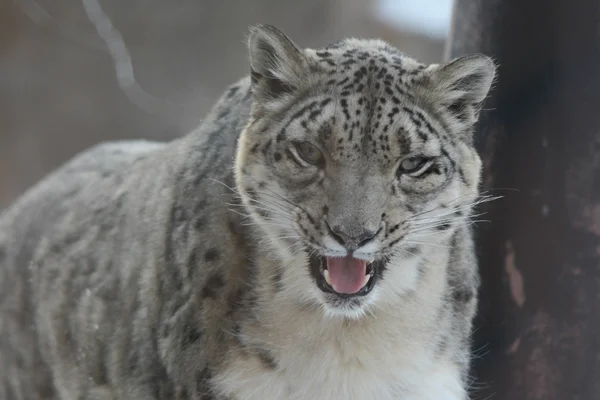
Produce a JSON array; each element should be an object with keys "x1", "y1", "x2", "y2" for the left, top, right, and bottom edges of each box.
[
  {"x1": 195, "y1": 367, "x2": 214, "y2": 398},
  {"x1": 318, "y1": 124, "x2": 332, "y2": 139},
  {"x1": 417, "y1": 130, "x2": 429, "y2": 141},
  {"x1": 388, "y1": 236, "x2": 404, "y2": 248},
  {"x1": 457, "y1": 166, "x2": 468, "y2": 185},
  {"x1": 261, "y1": 139, "x2": 272, "y2": 157},
  {"x1": 225, "y1": 287, "x2": 247, "y2": 319},
  {"x1": 201, "y1": 274, "x2": 225, "y2": 299},
  {"x1": 308, "y1": 109, "x2": 322, "y2": 121},
  {"x1": 304, "y1": 212, "x2": 316, "y2": 226},
  {"x1": 405, "y1": 246, "x2": 421, "y2": 256},
  {"x1": 389, "y1": 223, "x2": 401, "y2": 234},
  {"x1": 179, "y1": 387, "x2": 190, "y2": 400},
  {"x1": 231, "y1": 323, "x2": 243, "y2": 345},
  {"x1": 273, "y1": 152, "x2": 282, "y2": 162},
  {"x1": 204, "y1": 248, "x2": 220, "y2": 262},
  {"x1": 183, "y1": 322, "x2": 202, "y2": 345},
  {"x1": 226, "y1": 85, "x2": 239, "y2": 98},
  {"x1": 217, "y1": 109, "x2": 230, "y2": 120},
  {"x1": 452, "y1": 287, "x2": 474, "y2": 304},
  {"x1": 437, "y1": 222, "x2": 451, "y2": 231},
  {"x1": 257, "y1": 349, "x2": 278, "y2": 370},
  {"x1": 194, "y1": 217, "x2": 207, "y2": 231},
  {"x1": 228, "y1": 220, "x2": 239, "y2": 236},
  {"x1": 257, "y1": 181, "x2": 267, "y2": 189},
  {"x1": 153, "y1": 364, "x2": 176, "y2": 399},
  {"x1": 272, "y1": 266, "x2": 284, "y2": 292},
  {"x1": 244, "y1": 186, "x2": 257, "y2": 200},
  {"x1": 256, "y1": 207, "x2": 270, "y2": 219}
]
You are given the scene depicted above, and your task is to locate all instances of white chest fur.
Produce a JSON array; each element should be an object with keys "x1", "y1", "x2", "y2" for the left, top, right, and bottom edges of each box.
[
  {"x1": 215, "y1": 242, "x2": 466, "y2": 399},
  {"x1": 216, "y1": 330, "x2": 465, "y2": 400},
  {"x1": 215, "y1": 291, "x2": 466, "y2": 399}
]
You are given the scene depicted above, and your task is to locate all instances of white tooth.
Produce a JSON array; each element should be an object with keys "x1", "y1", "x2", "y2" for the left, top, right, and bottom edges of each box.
[
  {"x1": 368, "y1": 259, "x2": 375, "y2": 264},
  {"x1": 362, "y1": 274, "x2": 371, "y2": 287},
  {"x1": 324, "y1": 269, "x2": 332, "y2": 285}
]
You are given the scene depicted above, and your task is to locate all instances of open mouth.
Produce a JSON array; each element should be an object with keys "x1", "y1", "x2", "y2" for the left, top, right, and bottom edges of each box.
[{"x1": 309, "y1": 254, "x2": 383, "y2": 298}]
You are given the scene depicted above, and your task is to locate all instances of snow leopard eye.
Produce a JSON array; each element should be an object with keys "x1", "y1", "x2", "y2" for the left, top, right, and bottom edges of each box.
[
  {"x1": 290, "y1": 141, "x2": 324, "y2": 167},
  {"x1": 397, "y1": 156, "x2": 432, "y2": 176}
]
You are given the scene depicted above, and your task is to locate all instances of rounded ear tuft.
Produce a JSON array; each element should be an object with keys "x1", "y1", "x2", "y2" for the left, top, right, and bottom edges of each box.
[
  {"x1": 438, "y1": 54, "x2": 496, "y2": 104},
  {"x1": 247, "y1": 25, "x2": 306, "y2": 100},
  {"x1": 421, "y1": 54, "x2": 496, "y2": 134}
]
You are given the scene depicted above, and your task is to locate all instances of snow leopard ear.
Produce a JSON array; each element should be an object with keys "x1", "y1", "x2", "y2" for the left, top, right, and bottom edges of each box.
[
  {"x1": 247, "y1": 25, "x2": 308, "y2": 102},
  {"x1": 423, "y1": 55, "x2": 496, "y2": 134}
]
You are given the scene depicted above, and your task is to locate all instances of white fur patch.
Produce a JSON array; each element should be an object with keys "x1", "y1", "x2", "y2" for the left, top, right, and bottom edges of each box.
[{"x1": 215, "y1": 249, "x2": 466, "y2": 400}]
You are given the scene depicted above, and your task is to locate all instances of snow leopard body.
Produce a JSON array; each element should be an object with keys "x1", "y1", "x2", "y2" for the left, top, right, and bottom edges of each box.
[{"x1": 0, "y1": 25, "x2": 495, "y2": 400}]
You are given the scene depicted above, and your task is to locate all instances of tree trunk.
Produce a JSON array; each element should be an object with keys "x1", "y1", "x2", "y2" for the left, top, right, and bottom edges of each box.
[{"x1": 448, "y1": 1, "x2": 600, "y2": 399}]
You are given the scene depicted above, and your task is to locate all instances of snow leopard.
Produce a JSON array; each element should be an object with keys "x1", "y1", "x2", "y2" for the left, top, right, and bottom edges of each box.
[{"x1": 0, "y1": 25, "x2": 495, "y2": 400}]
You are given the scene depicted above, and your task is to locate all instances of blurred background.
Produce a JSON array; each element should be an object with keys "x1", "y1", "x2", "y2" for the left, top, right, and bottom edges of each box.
[
  {"x1": 0, "y1": 0, "x2": 453, "y2": 208},
  {"x1": 3, "y1": 1, "x2": 600, "y2": 399}
]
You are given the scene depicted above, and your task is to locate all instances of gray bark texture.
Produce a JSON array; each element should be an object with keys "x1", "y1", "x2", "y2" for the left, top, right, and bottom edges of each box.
[{"x1": 448, "y1": 1, "x2": 600, "y2": 399}]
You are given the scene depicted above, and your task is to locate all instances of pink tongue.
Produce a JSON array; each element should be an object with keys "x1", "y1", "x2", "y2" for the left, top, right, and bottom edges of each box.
[{"x1": 326, "y1": 256, "x2": 367, "y2": 294}]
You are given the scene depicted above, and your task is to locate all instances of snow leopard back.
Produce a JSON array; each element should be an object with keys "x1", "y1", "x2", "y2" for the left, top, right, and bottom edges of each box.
[{"x1": 0, "y1": 77, "x2": 254, "y2": 399}]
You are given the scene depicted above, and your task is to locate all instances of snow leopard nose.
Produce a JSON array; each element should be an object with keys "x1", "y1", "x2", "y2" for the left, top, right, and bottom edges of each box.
[{"x1": 326, "y1": 222, "x2": 377, "y2": 251}]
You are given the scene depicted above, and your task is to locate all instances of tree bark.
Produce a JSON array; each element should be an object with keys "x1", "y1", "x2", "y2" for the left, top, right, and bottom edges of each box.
[{"x1": 448, "y1": 1, "x2": 600, "y2": 399}]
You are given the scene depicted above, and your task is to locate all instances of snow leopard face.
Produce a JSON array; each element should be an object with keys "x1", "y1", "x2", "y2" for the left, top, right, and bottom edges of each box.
[{"x1": 236, "y1": 25, "x2": 494, "y2": 317}]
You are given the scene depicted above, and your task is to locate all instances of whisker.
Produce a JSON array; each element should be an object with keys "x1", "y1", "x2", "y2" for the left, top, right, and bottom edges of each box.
[
  {"x1": 402, "y1": 240, "x2": 452, "y2": 249},
  {"x1": 245, "y1": 176, "x2": 300, "y2": 209},
  {"x1": 227, "y1": 207, "x2": 252, "y2": 219},
  {"x1": 209, "y1": 177, "x2": 238, "y2": 194},
  {"x1": 409, "y1": 193, "x2": 502, "y2": 221}
]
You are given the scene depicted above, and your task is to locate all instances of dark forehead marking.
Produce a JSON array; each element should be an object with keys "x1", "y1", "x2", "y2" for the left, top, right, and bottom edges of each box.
[
  {"x1": 318, "y1": 122, "x2": 333, "y2": 140},
  {"x1": 401, "y1": 105, "x2": 446, "y2": 145},
  {"x1": 275, "y1": 45, "x2": 435, "y2": 161},
  {"x1": 316, "y1": 50, "x2": 332, "y2": 58},
  {"x1": 320, "y1": 58, "x2": 337, "y2": 67},
  {"x1": 412, "y1": 109, "x2": 444, "y2": 143},
  {"x1": 336, "y1": 77, "x2": 350, "y2": 87},
  {"x1": 276, "y1": 97, "x2": 336, "y2": 143},
  {"x1": 277, "y1": 100, "x2": 318, "y2": 142},
  {"x1": 415, "y1": 110, "x2": 436, "y2": 133},
  {"x1": 397, "y1": 129, "x2": 412, "y2": 154},
  {"x1": 340, "y1": 98, "x2": 351, "y2": 121},
  {"x1": 394, "y1": 84, "x2": 409, "y2": 97}
]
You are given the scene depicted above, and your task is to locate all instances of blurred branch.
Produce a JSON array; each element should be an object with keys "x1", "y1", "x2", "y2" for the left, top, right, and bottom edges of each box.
[{"x1": 81, "y1": 0, "x2": 187, "y2": 118}]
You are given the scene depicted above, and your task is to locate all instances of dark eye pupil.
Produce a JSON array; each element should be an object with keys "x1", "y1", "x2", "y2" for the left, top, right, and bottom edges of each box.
[
  {"x1": 297, "y1": 142, "x2": 321, "y2": 164},
  {"x1": 401, "y1": 157, "x2": 425, "y2": 172}
]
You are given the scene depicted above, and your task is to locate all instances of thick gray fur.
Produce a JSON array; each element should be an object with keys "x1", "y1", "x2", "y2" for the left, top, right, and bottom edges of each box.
[{"x1": 0, "y1": 25, "x2": 495, "y2": 400}]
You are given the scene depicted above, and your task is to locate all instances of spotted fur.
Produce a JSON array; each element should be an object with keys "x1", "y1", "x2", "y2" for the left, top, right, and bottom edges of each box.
[{"x1": 0, "y1": 25, "x2": 495, "y2": 400}]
